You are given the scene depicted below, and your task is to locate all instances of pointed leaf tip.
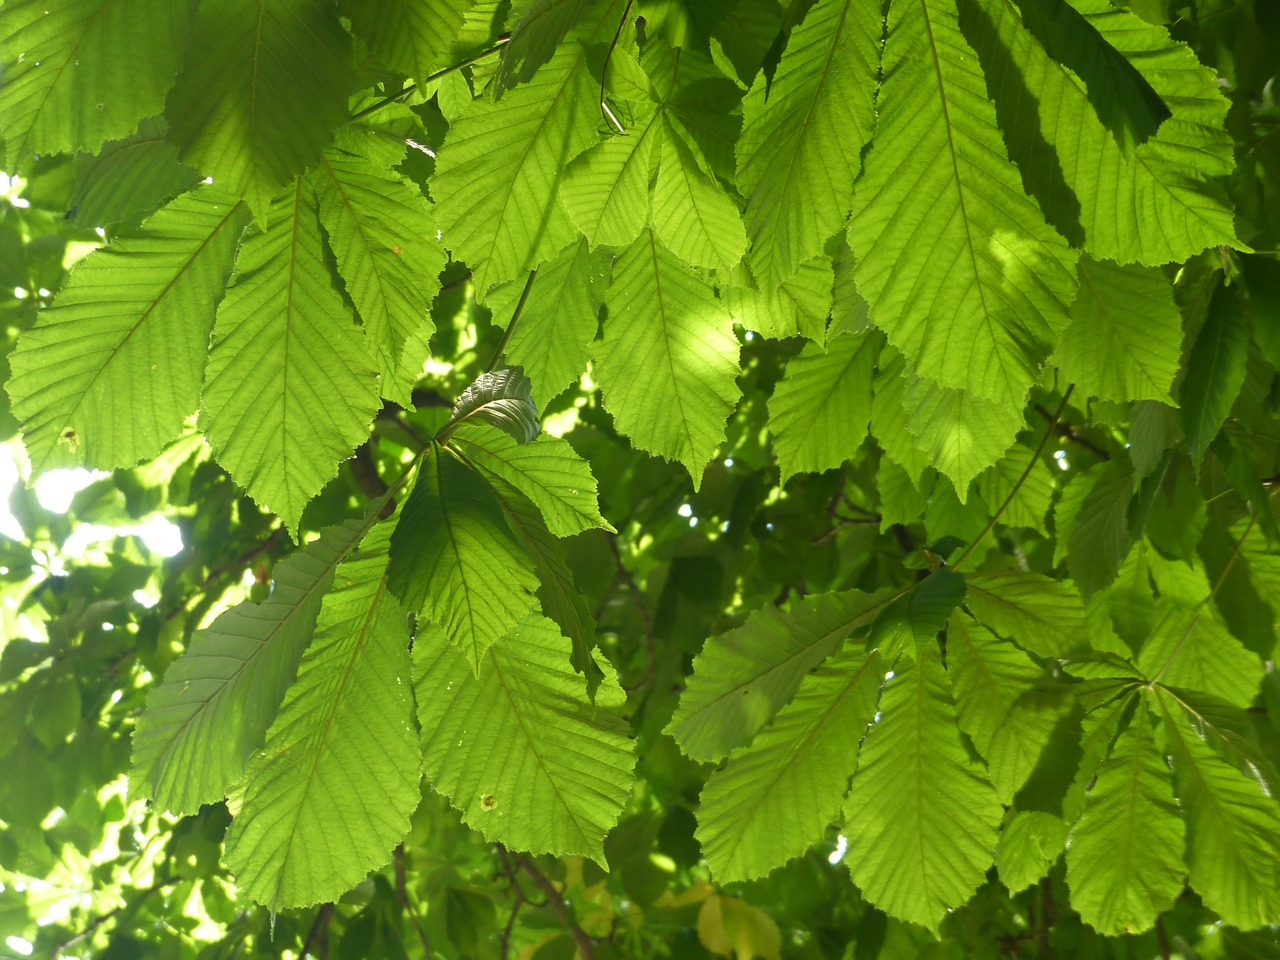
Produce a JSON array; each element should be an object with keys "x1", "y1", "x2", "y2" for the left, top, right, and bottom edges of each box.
[{"x1": 442, "y1": 367, "x2": 540, "y2": 445}]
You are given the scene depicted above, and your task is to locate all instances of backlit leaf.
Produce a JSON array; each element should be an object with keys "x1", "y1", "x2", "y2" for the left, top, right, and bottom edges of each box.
[{"x1": 442, "y1": 367, "x2": 539, "y2": 446}]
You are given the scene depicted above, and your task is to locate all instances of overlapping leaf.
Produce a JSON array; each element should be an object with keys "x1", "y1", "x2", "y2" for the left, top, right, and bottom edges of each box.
[
  {"x1": 848, "y1": 0, "x2": 1077, "y2": 405},
  {"x1": 725, "y1": 255, "x2": 833, "y2": 342},
  {"x1": 342, "y1": 0, "x2": 473, "y2": 81},
  {"x1": 441, "y1": 367, "x2": 539, "y2": 445},
  {"x1": 0, "y1": 0, "x2": 192, "y2": 168},
  {"x1": 387, "y1": 448, "x2": 539, "y2": 669},
  {"x1": 736, "y1": 0, "x2": 879, "y2": 286},
  {"x1": 453, "y1": 424, "x2": 612, "y2": 537},
  {"x1": 1066, "y1": 699, "x2": 1185, "y2": 935},
  {"x1": 767, "y1": 332, "x2": 879, "y2": 484},
  {"x1": 1180, "y1": 280, "x2": 1247, "y2": 467},
  {"x1": 965, "y1": 571, "x2": 1090, "y2": 657},
  {"x1": 166, "y1": 0, "x2": 355, "y2": 219},
  {"x1": 974, "y1": 443, "x2": 1055, "y2": 536},
  {"x1": 595, "y1": 230, "x2": 741, "y2": 485},
  {"x1": 868, "y1": 570, "x2": 966, "y2": 660},
  {"x1": 69, "y1": 117, "x2": 200, "y2": 227},
  {"x1": 313, "y1": 154, "x2": 445, "y2": 406},
  {"x1": 130, "y1": 511, "x2": 380, "y2": 814},
  {"x1": 9, "y1": 187, "x2": 247, "y2": 472},
  {"x1": 668, "y1": 587, "x2": 896, "y2": 762},
  {"x1": 697, "y1": 646, "x2": 882, "y2": 883},
  {"x1": 224, "y1": 522, "x2": 420, "y2": 909},
  {"x1": 415, "y1": 614, "x2": 635, "y2": 862},
  {"x1": 843, "y1": 648, "x2": 1002, "y2": 930},
  {"x1": 1139, "y1": 602, "x2": 1264, "y2": 709},
  {"x1": 199, "y1": 178, "x2": 381, "y2": 534}
]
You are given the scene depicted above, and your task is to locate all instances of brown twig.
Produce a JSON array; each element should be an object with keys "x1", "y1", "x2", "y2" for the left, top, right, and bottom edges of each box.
[
  {"x1": 302, "y1": 903, "x2": 333, "y2": 959},
  {"x1": 1032, "y1": 402, "x2": 1110, "y2": 460},
  {"x1": 516, "y1": 855, "x2": 597, "y2": 960}
]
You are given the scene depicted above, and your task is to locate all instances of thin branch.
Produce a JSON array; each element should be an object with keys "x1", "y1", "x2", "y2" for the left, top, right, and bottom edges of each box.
[
  {"x1": 954, "y1": 387, "x2": 1075, "y2": 572},
  {"x1": 599, "y1": 0, "x2": 635, "y2": 133},
  {"x1": 302, "y1": 903, "x2": 333, "y2": 960},
  {"x1": 394, "y1": 845, "x2": 432, "y2": 957},
  {"x1": 349, "y1": 36, "x2": 512, "y2": 122},
  {"x1": 1155, "y1": 916, "x2": 1171, "y2": 960},
  {"x1": 1032, "y1": 402, "x2": 1110, "y2": 460},
  {"x1": 517, "y1": 855, "x2": 597, "y2": 960},
  {"x1": 488, "y1": 267, "x2": 539, "y2": 371},
  {"x1": 52, "y1": 877, "x2": 182, "y2": 959}
]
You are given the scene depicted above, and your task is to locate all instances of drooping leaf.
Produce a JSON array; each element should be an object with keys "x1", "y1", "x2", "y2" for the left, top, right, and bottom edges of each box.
[
  {"x1": 697, "y1": 646, "x2": 882, "y2": 883},
  {"x1": 1139, "y1": 602, "x2": 1264, "y2": 709},
  {"x1": 1063, "y1": 460, "x2": 1135, "y2": 598},
  {"x1": 199, "y1": 178, "x2": 381, "y2": 535},
  {"x1": 223, "y1": 521, "x2": 420, "y2": 909},
  {"x1": 342, "y1": 0, "x2": 473, "y2": 81},
  {"x1": 313, "y1": 153, "x2": 445, "y2": 406},
  {"x1": 595, "y1": 230, "x2": 741, "y2": 487},
  {"x1": 1054, "y1": 258, "x2": 1183, "y2": 404},
  {"x1": 899, "y1": 373, "x2": 1027, "y2": 496},
  {"x1": 441, "y1": 367, "x2": 539, "y2": 445},
  {"x1": 1007, "y1": 0, "x2": 1170, "y2": 149},
  {"x1": 453, "y1": 424, "x2": 612, "y2": 537},
  {"x1": 965, "y1": 571, "x2": 1090, "y2": 657},
  {"x1": 868, "y1": 569, "x2": 966, "y2": 660},
  {"x1": 767, "y1": 332, "x2": 880, "y2": 485},
  {"x1": 431, "y1": 3, "x2": 619, "y2": 292},
  {"x1": 948, "y1": 614, "x2": 1067, "y2": 802},
  {"x1": 668, "y1": 587, "x2": 897, "y2": 762},
  {"x1": 1180, "y1": 279, "x2": 1247, "y2": 468},
  {"x1": 494, "y1": 0, "x2": 592, "y2": 96},
  {"x1": 842, "y1": 647, "x2": 1002, "y2": 930},
  {"x1": 725, "y1": 255, "x2": 833, "y2": 342},
  {"x1": 9, "y1": 187, "x2": 247, "y2": 473},
  {"x1": 1065, "y1": 698, "x2": 1185, "y2": 936},
  {"x1": 414, "y1": 614, "x2": 635, "y2": 862},
  {"x1": 736, "y1": 0, "x2": 879, "y2": 286},
  {"x1": 651, "y1": 118, "x2": 747, "y2": 274},
  {"x1": 0, "y1": 0, "x2": 194, "y2": 169},
  {"x1": 1156, "y1": 689, "x2": 1280, "y2": 930},
  {"x1": 870, "y1": 347, "x2": 931, "y2": 483},
  {"x1": 483, "y1": 238, "x2": 610, "y2": 405},
  {"x1": 165, "y1": 0, "x2": 355, "y2": 219},
  {"x1": 129, "y1": 511, "x2": 382, "y2": 814},
  {"x1": 997, "y1": 810, "x2": 1068, "y2": 893},
  {"x1": 963, "y1": 0, "x2": 1238, "y2": 263},
  {"x1": 386, "y1": 448, "x2": 539, "y2": 669},
  {"x1": 69, "y1": 117, "x2": 200, "y2": 228},
  {"x1": 848, "y1": 0, "x2": 1077, "y2": 405}
]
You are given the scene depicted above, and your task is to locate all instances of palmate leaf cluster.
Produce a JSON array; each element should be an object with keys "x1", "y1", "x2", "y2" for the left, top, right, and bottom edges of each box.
[{"x1": 1, "y1": 0, "x2": 1280, "y2": 957}]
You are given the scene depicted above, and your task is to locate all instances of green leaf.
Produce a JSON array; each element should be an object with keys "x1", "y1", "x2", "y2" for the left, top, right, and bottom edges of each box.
[
  {"x1": 431, "y1": 4, "x2": 616, "y2": 292},
  {"x1": 725, "y1": 255, "x2": 833, "y2": 342},
  {"x1": 69, "y1": 117, "x2": 200, "y2": 228},
  {"x1": 165, "y1": 0, "x2": 355, "y2": 219},
  {"x1": 341, "y1": 0, "x2": 473, "y2": 81},
  {"x1": 129, "y1": 511, "x2": 381, "y2": 814},
  {"x1": 1156, "y1": 689, "x2": 1280, "y2": 930},
  {"x1": 843, "y1": 647, "x2": 1002, "y2": 930},
  {"x1": 9, "y1": 187, "x2": 247, "y2": 473},
  {"x1": 899, "y1": 373, "x2": 1026, "y2": 496},
  {"x1": 559, "y1": 110, "x2": 660, "y2": 250},
  {"x1": 1139, "y1": 602, "x2": 1264, "y2": 709},
  {"x1": 651, "y1": 118, "x2": 747, "y2": 274},
  {"x1": 199, "y1": 178, "x2": 381, "y2": 535},
  {"x1": 1054, "y1": 258, "x2": 1182, "y2": 404},
  {"x1": 386, "y1": 448, "x2": 539, "y2": 669},
  {"x1": 495, "y1": 0, "x2": 591, "y2": 96},
  {"x1": 868, "y1": 569, "x2": 966, "y2": 660},
  {"x1": 1063, "y1": 460, "x2": 1135, "y2": 598},
  {"x1": 415, "y1": 613, "x2": 635, "y2": 863},
  {"x1": 484, "y1": 238, "x2": 609, "y2": 405},
  {"x1": 1180, "y1": 279, "x2": 1247, "y2": 468},
  {"x1": 313, "y1": 153, "x2": 445, "y2": 407},
  {"x1": 223, "y1": 521, "x2": 420, "y2": 909},
  {"x1": 965, "y1": 571, "x2": 1090, "y2": 658},
  {"x1": 595, "y1": 230, "x2": 741, "y2": 487},
  {"x1": 441, "y1": 367, "x2": 539, "y2": 445},
  {"x1": 1065, "y1": 698, "x2": 1184, "y2": 936},
  {"x1": 766, "y1": 332, "x2": 879, "y2": 485},
  {"x1": 0, "y1": 0, "x2": 193, "y2": 168},
  {"x1": 847, "y1": 0, "x2": 1077, "y2": 405},
  {"x1": 997, "y1": 810, "x2": 1068, "y2": 893},
  {"x1": 974, "y1": 443, "x2": 1055, "y2": 536},
  {"x1": 948, "y1": 614, "x2": 1066, "y2": 803},
  {"x1": 1008, "y1": 0, "x2": 1169, "y2": 149},
  {"x1": 453, "y1": 424, "x2": 612, "y2": 537},
  {"x1": 697, "y1": 646, "x2": 882, "y2": 883},
  {"x1": 870, "y1": 348, "x2": 930, "y2": 483},
  {"x1": 967, "y1": 0, "x2": 1237, "y2": 263},
  {"x1": 736, "y1": 0, "x2": 878, "y2": 286},
  {"x1": 667, "y1": 588, "x2": 896, "y2": 762}
]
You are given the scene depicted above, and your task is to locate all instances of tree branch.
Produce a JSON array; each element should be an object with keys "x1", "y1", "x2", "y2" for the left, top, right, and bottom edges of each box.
[{"x1": 516, "y1": 855, "x2": 596, "y2": 960}]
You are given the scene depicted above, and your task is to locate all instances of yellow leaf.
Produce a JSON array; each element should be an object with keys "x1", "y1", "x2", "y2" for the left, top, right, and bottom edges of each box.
[{"x1": 697, "y1": 895, "x2": 781, "y2": 960}]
